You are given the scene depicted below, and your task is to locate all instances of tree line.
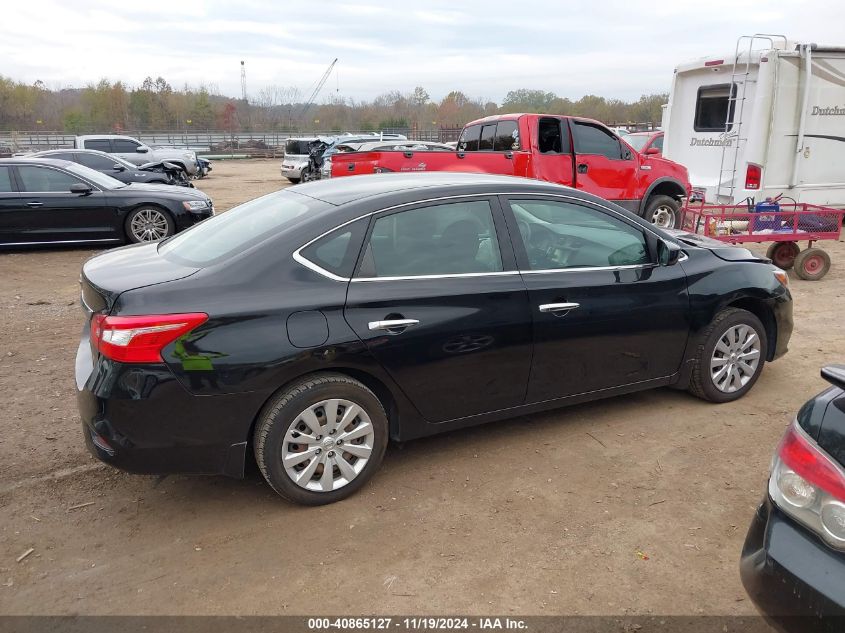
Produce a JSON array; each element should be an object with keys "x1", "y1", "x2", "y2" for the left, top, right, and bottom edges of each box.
[{"x1": 0, "y1": 75, "x2": 667, "y2": 133}]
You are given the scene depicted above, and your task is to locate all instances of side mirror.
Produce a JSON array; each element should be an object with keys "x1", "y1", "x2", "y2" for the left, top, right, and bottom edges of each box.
[
  {"x1": 135, "y1": 146, "x2": 149, "y2": 153},
  {"x1": 645, "y1": 147, "x2": 661, "y2": 156},
  {"x1": 657, "y1": 239, "x2": 683, "y2": 266},
  {"x1": 112, "y1": 163, "x2": 126, "y2": 171},
  {"x1": 70, "y1": 183, "x2": 92, "y2": 195}
]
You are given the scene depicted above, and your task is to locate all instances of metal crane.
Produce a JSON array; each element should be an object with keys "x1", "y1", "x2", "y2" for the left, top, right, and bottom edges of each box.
[{"x1": 298, "y1": 58, "x2": 338, "y2": 119}]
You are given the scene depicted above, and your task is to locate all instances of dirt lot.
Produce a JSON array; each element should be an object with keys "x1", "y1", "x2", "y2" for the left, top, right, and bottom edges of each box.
[{"x1": 1, "y1": 159, "x2": 843, "y2": 616}]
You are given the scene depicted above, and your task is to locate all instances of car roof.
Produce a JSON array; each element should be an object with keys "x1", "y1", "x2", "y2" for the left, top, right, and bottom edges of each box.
[
  {"x1": 32, "y1": 148, "x2": 116, "y2": 158},
  {"x1": 292, "y1": 172, "x2": 581, "y2": 206},
  {"x1": 0, "y1": 156, "x2": 74, "y2": 167}
]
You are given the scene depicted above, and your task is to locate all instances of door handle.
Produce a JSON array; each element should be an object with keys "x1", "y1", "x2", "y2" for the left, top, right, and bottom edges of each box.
[
  {"x1": 539, "y1": 302, "x2": 580, "y2": 315},
  {"x1": 368, "y1": 318, "x2": 420, "y2": 333},
  {"x1": 577, "y1": 164, "x2": 588, "y2": 174},
  {"x1": 27, "y1": 201, "x2": 44, "y2": 208}
]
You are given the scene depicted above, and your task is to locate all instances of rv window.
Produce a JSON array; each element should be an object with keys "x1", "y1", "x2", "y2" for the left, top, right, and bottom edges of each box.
[{"x1": 694, "y1": 84, "x2": 736, "y2": 132}]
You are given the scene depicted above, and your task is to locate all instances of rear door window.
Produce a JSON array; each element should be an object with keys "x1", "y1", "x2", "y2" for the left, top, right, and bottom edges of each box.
[
  {"x1": 479, "y1": 124, "x2": 496, "y2": 151},
  {"x1": 83, "y1": 139, "x2": 112, "y2": 152},
  {"x1": 457, "y1": 125, "x2": 481, "y2": 152},
  {"x1": 572, "y1": 122, "x2": 623, "y2": 159},
  {"x1": 0, "y1": 166, "x2": 14, "y2": 192},
  {"x1": 357, "y1": 200, "x2": 503, "y2": 278},
  {"x1": 493, "y1": 120, "x2": 520, "y2": 151}
]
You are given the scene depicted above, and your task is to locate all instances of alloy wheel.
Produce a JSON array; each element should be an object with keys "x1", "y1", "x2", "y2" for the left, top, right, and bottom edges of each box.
[
  {"x1": 130, "y1": 208, "x2": 170, "y2": 242},
  {"x1": 710, "y1": 324, "x2": 762, "y2": 393},
  {"x1": 282, "y1": 399, "x2": 375, "y2": 492}
]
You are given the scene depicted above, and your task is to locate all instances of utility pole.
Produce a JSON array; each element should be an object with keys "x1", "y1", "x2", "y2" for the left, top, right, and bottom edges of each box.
[{"x1": 240, "y1": 61, "x2": 247, "y2": 102}]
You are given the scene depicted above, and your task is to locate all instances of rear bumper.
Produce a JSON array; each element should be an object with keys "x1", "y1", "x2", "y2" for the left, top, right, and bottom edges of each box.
[
  {"x1": 75, "y1": 337, "x2": 259, "y2": 478},
  {"x1": 740, "y1": 495, "x2": 845, "y2": 632}
]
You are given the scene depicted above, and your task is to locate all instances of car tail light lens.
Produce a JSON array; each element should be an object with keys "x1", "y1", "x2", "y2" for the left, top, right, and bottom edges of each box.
[
  {"x1": 745, "y1": 164, "x2": 762, "y2": 190},
  {"x1": 92, "y1": 313, "x2": 208, "y2": 363},
  {"x1": 770, "y1": 421, "x2": 845, "y2": 549}
]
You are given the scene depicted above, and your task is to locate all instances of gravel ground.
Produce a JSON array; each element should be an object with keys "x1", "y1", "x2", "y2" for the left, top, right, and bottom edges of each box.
[{"x1": 1, "y1": 159, "x2": 843, "y2": 616}]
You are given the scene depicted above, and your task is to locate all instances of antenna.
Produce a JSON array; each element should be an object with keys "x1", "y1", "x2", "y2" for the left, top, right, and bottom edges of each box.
[{"x1": 240, "y1": 60, "x2": 247, "y2": 102}]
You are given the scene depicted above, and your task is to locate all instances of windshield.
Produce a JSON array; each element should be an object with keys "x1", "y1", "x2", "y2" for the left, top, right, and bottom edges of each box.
[
  {"x1": 285, "y1": 140, "x2": 312, "y2": 155},
  {"x1": 64, "y1": 162, "x2": 126, "y2": 189},
  {"x1": 625, "y1": 135, "x2": 650, "y2": 152},
  {"x1": 159, "y1": 189, "x2": 331, "y2": 266}
]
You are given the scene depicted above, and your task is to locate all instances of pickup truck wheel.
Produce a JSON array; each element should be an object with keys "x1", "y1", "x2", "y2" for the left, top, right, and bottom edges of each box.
[
  {"x1": 125, "y1": 206, "x2": 175, "y2": 243},
  {"x1": 644, "y1": 195, "x2": 681, "y2": 229}
]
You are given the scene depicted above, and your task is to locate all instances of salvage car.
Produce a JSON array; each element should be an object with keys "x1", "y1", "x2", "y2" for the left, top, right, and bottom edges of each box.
[
  {"x1": 76, "y1": 173, "x2": 792, "y2": 505},
  {"x1": 74, "y1": 135, "x2": 198, "y2": 176},
  {"x1": 741, "y1": 365, "x2": 845, "y2": 630},
  {"x1": 320, "y1": 140, "x2": 454, "y2": 179},
  {"x1": 31, "y1": 149, "x2": 193, "y2": 187},
  {"x1": 0, "y1": 157, "x2": 213, "y2": 246},
  {"x1": 280, "y1": 137, "x2": 330, "y2": 183}
]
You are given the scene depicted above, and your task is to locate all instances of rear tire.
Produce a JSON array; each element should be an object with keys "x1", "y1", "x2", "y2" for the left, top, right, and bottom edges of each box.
[
  {"x1": 766, "y1": 242, "x2": 799, "y2": 270},
  {"x1": 688, "y1": 308, "x2": 767, "y2": 403},
  {"x1": 794, "y1": 247, "x2": 831, "y2": 281},
  {"x1": 644, "y1": 195, "x2": 681, "y2": 229},
  {"x1": 254, "y1": 373, "x2": 389, "y2": 505}
]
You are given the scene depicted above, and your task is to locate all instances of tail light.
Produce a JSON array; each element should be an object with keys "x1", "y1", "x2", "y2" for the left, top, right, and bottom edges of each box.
[
  {"x1": 91, "y1": 313, "x2": 208, "y2": 363},
  {"x1": 745, "y1": 164, "x2": 762, "y2": 190},
  {"x1": 769, "y1": 421, "x2": 845, "y2": 548}
]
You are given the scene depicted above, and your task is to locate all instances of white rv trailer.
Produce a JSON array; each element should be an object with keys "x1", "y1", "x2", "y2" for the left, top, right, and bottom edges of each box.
[{"x1": 663, "y1": 35, "x2": 845, "y2": 208}]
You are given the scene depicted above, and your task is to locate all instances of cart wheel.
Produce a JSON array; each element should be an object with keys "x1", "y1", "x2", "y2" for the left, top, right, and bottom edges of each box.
[
  {"x1": 766, "y1": 242, "x2": 800, "y2": 270},
  {"x1": 794, "y1": 248, "x2": 831, "y2": 281}
]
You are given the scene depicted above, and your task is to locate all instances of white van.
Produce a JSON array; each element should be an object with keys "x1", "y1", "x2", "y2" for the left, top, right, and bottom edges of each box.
[{"x1": 663, "y1": 35, "x2": 845, "y2": 208}]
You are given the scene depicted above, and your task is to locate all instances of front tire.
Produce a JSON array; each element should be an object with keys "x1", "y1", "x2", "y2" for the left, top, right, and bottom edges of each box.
[
  {"x1": 254, "y1": 374, "x2": 389, "y2": 505},
  {"x1": 125, "y1": 206, "x2": 175, "y2": 243},
  {"x1": 644, "y1": 195, "x2": 681, "y2": 229},
  {"x1": 688, "y1": 308, "x2": 767, "y2": 403}
]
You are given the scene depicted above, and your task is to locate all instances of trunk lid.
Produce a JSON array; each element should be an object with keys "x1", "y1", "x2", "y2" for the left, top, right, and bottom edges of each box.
[{"x1": 80, "y1": 241, "x2": 200, "y2": 316}]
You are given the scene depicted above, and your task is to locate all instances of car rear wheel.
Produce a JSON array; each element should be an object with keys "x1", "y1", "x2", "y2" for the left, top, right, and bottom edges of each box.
[
  {"x1": 254, "y1": 373, "x2": 388, "y2": 505},
  {"x1": 644, "y1": 195, "x2": 681, "y2": 229},
  {"x1": 689, "y1": 308, "x2": 767, "y2": 403},
  {"x1": 125, "y1": 206, "x2": 174, "y2": 243}
]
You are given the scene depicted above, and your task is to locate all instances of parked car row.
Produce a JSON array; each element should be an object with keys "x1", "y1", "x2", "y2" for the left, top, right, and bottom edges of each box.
[
  {"x1": 280, "y1": 133, "x2": 407, "y2": 183},
  {"x1": 0, "y1": 157, "x2": 213, "y2": 246},
  {"x1": 31, "y1": 149, "x2": 195, "y2": 187}
]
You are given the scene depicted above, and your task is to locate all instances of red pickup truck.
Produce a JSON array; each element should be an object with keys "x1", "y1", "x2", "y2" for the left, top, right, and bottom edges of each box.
[{"x1": 330, "y1": 114, "x2": 691, "y2": 229}]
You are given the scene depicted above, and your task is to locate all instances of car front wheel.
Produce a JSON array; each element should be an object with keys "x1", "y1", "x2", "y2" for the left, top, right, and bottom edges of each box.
[
  {"x1": 254, "y1": 373, "x2": 388, "y2": 505},
  {"x1": 125, "y1": 206, "x2": 175, "y2": 243},
  {"x1": 688, "y1": 308, "x2": 767, "y2": 403}
]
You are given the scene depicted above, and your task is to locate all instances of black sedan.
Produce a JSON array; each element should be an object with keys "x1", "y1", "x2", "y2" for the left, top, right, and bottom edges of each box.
[
  {"x1": 76, "y1": 173, "x2": 793, "y2": 505},
  {"x1": 741, "y1": 365, "x2": 845, "y2": 631},
  {"x1": 0, "y1": 157, "x2": 213, "y2": 246},
  {"x1": 31, "y1": 149, "x2": 193, "y2": 187}
]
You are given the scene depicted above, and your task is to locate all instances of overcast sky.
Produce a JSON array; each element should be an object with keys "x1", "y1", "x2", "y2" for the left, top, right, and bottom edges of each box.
[{"x1": 3, "y1": 0, "x2": 844, "y2": 103}]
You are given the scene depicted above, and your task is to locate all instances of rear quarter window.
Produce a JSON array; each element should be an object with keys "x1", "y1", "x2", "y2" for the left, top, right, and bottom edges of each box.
[{"x1": 298, "y1": 218, "x2": 368, "y2": 279}]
